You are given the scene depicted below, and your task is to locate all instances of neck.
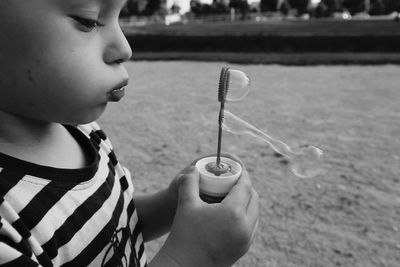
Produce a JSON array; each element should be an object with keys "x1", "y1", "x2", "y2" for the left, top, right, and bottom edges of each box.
[
  {"x1": 0, "y1": 110, "x2": 59, "y2": 147},
  {"x1": 0, "y1": 110, "x2": 88, "y2": 169}
]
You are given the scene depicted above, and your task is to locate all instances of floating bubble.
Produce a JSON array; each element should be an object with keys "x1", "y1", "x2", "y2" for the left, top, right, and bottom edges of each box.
[
  {"x1": 222, "y1": 110, "x2": 324, "y2": 178},
  {"x1": 224, "y1": 69, "x2": 251, "y2": 102}
]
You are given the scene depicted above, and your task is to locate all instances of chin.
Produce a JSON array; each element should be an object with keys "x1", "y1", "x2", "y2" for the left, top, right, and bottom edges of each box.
[{"x1": 66, "y1": 105, "x2": 107, "y2": 125}]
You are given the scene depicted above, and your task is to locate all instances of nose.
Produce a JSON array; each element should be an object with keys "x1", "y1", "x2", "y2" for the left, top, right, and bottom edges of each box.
[{"x1": 104, "y1": 24, "x2": 133, "y2": 65}]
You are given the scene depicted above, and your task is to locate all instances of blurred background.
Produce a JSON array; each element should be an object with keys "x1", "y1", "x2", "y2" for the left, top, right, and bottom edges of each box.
[
  {"x1": 117, "y1": 0, "x2": 400, "y2": 64},
  {"x1": 120, "y1": 0, "x2": 400, "y2": 24}
]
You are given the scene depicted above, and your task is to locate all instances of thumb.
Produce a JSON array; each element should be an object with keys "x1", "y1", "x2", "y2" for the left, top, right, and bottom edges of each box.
[{"x1": 178, "y1": 166, "x2": 201, "y2": 206}]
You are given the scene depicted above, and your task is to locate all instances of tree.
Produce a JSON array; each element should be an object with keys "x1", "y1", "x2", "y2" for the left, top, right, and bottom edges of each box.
[
  {"x1": 170, "y1": 2, "x2": 181, "y2": 14},
  {"x1": 382, "y1": 0, "x2": 400, "y2": 13},
  {"x1": 260, "y1": 0, "x2": 279, "y2": 12},
  {"x1": 229, "y1": 0, "x2": 249, "y2": 12},
  {"x1": 315, "y1": 1, "x2": 329, "y2": 17},
  {"x1": 288, "y1": 0, "x2": 309, "y2": 14},
  {"x1": 369, "y1": 0, "x2": 385, "y2": 15},
  {"x1": 279, "y1": 0, "x2": 291, "y2": 15},
  {"x1": 144, "y1": 0, "x2": 163, "y2": 15},
  {"x1": 120, "y1": 0, "x2": 138, "y2": 16},
  {"x1": 190, "y1": 0, "x2": 229, "y2": 15},
  {"x1": 229, "y1": 0, "x2": 250, "y2": 19},
  {"x1": 212, "y1": 1, "x2": 230, "y2": 14},
  {"x1": 343, "y1": 0, "x2": 365, "y2": 14},
  {"x1": 321, "y1": 0, "x2": 344, "y2": 15},
  {"x1": 190, "y1": 0, "x2": 202, "y2": 14}
]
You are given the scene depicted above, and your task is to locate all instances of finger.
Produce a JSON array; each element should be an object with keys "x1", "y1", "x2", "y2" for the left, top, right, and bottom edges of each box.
[
  {"x1": 250, "y1": 218, "x2": 259, "y2": 244},
  {"x1": 178, "y1": 166, "x2": 201, "y2": 206},
  {"x1": 220, "y1": 152, "x2": 244, "y2": 168},
  {"x1": 179, "y1": 161, "x2": 198, "y2": 174},
  {"x1": 247, "y1": 188, "x2": 260, "y2": 224},
  {"x1": 247, "y1": 189, "x2": 260, "y2": 242},
  {"x1": 196, "y1": 153, "x2": 245, "y2": 169},
  {"x1": 221, "y1": 169, "x2": 252, "y2": 209}
]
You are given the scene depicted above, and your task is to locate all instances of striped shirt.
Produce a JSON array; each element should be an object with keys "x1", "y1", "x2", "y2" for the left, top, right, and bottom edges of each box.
[{"x1": 0, "y1": 122, "x2": 147, "y2": 267}]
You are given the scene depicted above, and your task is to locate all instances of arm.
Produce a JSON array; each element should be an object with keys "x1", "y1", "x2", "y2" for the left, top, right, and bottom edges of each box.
[
  {"x1": 133, "y1": 181, "x2": 178, "y2": 242},
  {"x1": 133, "y1": 162, "x2": 195, "y2": 242}
]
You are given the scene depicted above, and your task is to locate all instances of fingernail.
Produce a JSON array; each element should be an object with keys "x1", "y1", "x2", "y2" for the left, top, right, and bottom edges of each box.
[{"x1": 183, "y1": 166, "x2": 197, "y2": 174}]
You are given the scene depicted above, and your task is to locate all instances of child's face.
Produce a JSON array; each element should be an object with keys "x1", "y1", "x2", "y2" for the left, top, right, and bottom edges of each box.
[{"x1": 0, "y1": 0, "x2": 132, "y2": 124}]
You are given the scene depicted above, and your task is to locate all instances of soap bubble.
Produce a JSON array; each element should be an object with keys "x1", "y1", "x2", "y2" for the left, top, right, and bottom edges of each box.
[
  {"x1": 222, "y1": 110, "x2": 324, "y2": 178},
  {"x1": 225, "y1": 69, "x2": 251, "y2": 102}
]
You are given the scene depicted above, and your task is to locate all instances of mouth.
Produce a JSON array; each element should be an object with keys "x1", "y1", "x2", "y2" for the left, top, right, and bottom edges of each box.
[{"x1": 107, "y1": 79, "x2": 128, "y2": 102}]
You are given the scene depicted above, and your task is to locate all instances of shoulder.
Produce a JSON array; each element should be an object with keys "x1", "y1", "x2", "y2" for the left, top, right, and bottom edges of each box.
[
  {"x1": 76, "y1": 122, "x2": 132, "y2": 181},
  {"x1": 76, "y1": 122, "x2": 114, "y2": 150},
  {"x1": 76, "y1": 121, "x2": 105, "y2": 140}
]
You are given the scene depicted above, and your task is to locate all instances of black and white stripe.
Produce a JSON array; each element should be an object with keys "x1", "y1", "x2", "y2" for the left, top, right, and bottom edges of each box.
[{"x1": 0, "y1": 123, "x2": 146, "y2": 266}]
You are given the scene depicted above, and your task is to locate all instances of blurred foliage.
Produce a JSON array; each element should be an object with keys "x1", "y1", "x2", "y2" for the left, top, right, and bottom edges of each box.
[
  {"x1": 260, "y1": 0, "x2": 279, "y2": 11},
  {"x1": 229, "y1": 0, "x2": 250, "y2": 18},
  {"x1": 288, "y1": 0, "x2": 309, "y2": 14},
  {"x1": 343, "y1": 0, "x2": 366, "y2": 14},
  {"x1": 121, "y1": 0, "x2": 400, "y2": 17}
]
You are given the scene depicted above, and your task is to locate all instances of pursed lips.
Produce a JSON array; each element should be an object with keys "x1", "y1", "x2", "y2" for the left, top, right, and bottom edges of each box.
[{"x1": 107, "y1": 79, "x2": 128, "y2": 102}]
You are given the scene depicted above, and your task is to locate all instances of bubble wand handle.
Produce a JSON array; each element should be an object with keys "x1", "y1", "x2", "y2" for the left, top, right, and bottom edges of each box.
[
  {"x1": 216, "y1": 101, "x2": 224, "y2": 166},
  {"x1": 215, "y1": 66, "x2": 230, "y2": 167}
]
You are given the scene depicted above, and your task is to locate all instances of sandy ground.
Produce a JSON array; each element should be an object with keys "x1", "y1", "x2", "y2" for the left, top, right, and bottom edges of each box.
[{"x1": 99, "y1": 61, "x2": 400, "y2": 267}]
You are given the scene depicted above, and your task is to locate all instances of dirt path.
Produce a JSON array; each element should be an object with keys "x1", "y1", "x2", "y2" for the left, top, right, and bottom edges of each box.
[{"x1": 99, "y1": 61, "x2": 400, "y2": 267}]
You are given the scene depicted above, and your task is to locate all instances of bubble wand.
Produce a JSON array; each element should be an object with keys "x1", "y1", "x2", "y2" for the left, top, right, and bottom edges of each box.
[
  {"x1": 205, "y1": 66, "x2": 231, "y2": 176},
  {"x1": 195, "y1": 66, "x2": 243, "y2": 203}
]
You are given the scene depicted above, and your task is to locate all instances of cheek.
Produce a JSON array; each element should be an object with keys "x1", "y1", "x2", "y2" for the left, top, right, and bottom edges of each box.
[
  {"x1": 0, "y1": 57, "x2": 105, "y2": 123},
  {"x1": 35, "y1": 68, "x2": 99, "y2": 109},
  {"x1": 31, "y1": 44, "x2": 101, "y2": 91},
  {"x1": 0, "y1": 9, "x2": 110, "y2": 123}
]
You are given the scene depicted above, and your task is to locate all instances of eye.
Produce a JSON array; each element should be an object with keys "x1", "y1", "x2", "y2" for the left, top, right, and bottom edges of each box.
[{"x1": 71, "y1": 15, "x2": 104, "y2": 32}]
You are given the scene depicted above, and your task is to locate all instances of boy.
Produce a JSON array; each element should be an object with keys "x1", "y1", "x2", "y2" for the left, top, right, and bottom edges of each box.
[{"x1": 0, "y1": 0, "x2": 260, "y2": 266}]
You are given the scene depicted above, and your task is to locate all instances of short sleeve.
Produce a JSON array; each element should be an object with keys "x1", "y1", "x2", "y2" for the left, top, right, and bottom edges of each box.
[{"x1": 0, "y1": 217, "x2": 39, "y2": 266}]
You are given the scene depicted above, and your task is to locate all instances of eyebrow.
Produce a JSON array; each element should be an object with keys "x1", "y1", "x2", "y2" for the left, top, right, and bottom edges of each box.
[
  {"x1": 63, "y1": 0, "x2": 128, "y2": 11},
  {"x1": 103, "y1": 0, "x2": 128, "y2": 9}
]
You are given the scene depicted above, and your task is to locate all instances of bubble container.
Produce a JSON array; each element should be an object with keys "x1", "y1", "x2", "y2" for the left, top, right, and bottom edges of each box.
[{"x1": 195, "y1": 156, "x2": 242, "y2": 203}]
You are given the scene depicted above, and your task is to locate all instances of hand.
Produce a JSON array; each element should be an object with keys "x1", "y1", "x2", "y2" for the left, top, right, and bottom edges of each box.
[
  {"x1": 137, "y1": 154, "x2": 241, "y2": 242},
  {"x1": 160, "y1": 161, "x2": 260, "y2": 267}
]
